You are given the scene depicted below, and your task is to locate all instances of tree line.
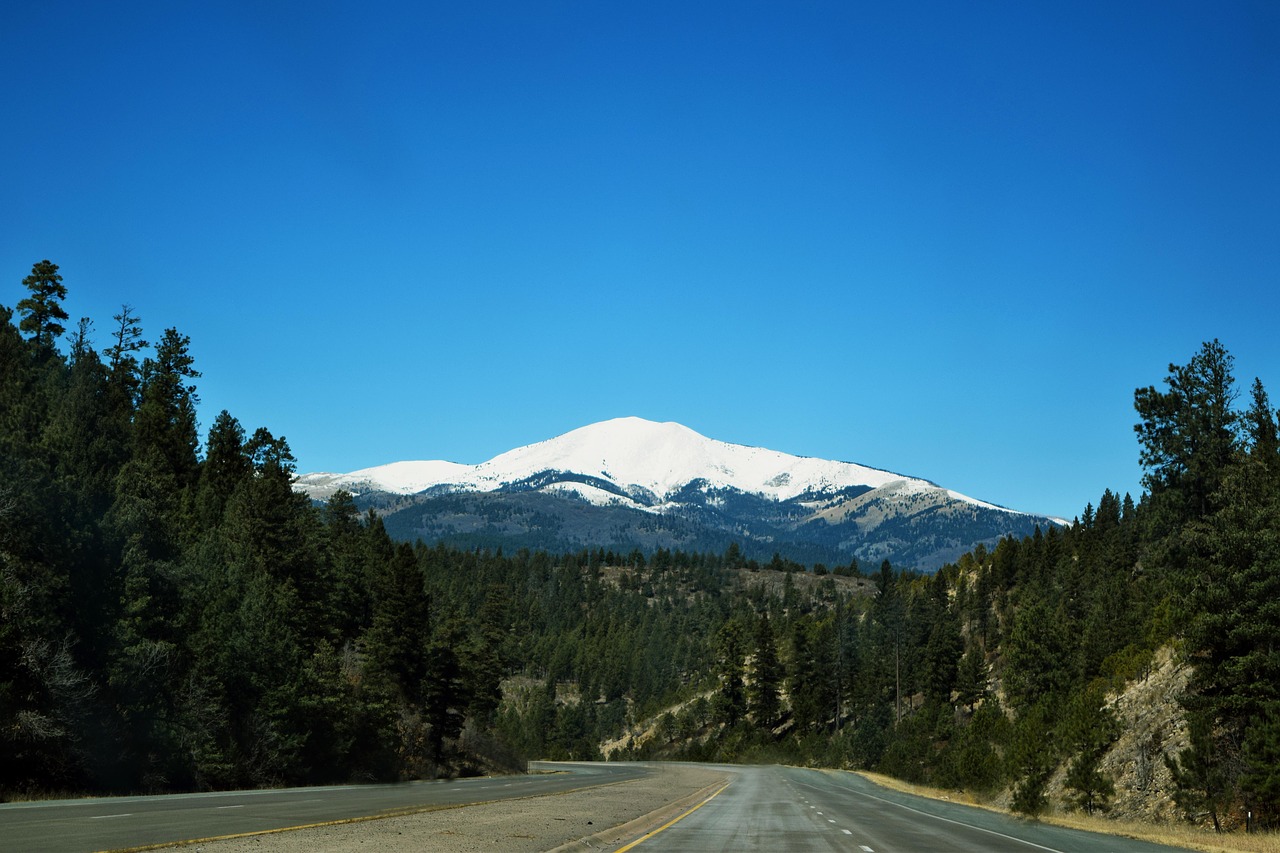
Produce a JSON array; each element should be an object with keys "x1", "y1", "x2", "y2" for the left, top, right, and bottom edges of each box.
[
  {"x1": 1, "y1": 261, "x2": 519, "y2": 793},
  {"x1": 4, "y1": 260, "x2": 1279, "y2": 835},
  {"x1": 612, "y1": 338, "x2": 1280, "y2": 833}
]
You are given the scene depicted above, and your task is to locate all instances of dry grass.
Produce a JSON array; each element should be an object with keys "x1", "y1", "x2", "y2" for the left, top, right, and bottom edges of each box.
[{"x1": 854, "y1": 771, "x2": 1280, "y2": 853}]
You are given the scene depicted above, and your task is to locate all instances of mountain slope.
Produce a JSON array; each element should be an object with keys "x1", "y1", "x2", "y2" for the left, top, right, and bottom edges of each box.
[{"x1": 295, "y1": 417, "x2": 1057, "y2": 572}]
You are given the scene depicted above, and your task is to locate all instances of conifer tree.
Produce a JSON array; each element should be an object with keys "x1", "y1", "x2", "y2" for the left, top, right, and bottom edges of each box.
[
  {"x1": 713, "y1": 619, "x2": 746, "y2": 727},
  {"x1": 748, "y1": 612, "x2": 782, "y2": 729},
  {"x1": 136, "y1": 328, "x2": 202, "y2": 491},
  {"x1": 1134, "y1": 339, "x2": 1240, "y2": 530},
  {"x1": 17, "y1": 260, "x2": 68, "y2": 354},
  {"x1": 105, "y1": 305, "x2": 147, "y2": 374},
  {"x1": 196, "y1": 411, "x2": 251, "y2": 528}
]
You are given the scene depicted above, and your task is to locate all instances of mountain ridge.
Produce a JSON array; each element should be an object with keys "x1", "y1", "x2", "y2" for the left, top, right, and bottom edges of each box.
[{"x1": 295, "y1": 417, "x2": 1058, "y2": 572}]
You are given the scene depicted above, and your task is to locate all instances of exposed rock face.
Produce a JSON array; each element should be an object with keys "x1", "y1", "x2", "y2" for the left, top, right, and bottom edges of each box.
[
  {"x1": 1040, "y1": 646, "x2": 1191, "y2": 823},
  {"x1": 1099, "y1": 646, "x2": 1191, "y2": 823}
]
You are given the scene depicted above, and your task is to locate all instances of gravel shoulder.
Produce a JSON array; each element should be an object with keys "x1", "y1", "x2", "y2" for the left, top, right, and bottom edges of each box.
[{"x1": 139, "y1": 764, "x2": 730, "y2": 853}]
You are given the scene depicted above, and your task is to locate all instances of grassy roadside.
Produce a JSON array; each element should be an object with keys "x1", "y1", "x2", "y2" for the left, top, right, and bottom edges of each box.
[{"x1": 853, "y1": 771, "x2": 1280, "y2": 853}]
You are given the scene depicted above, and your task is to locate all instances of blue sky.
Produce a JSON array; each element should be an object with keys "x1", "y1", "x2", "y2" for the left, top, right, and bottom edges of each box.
[{"x1": 3, "y1": 1, "x2": 1277, "y2": 520}]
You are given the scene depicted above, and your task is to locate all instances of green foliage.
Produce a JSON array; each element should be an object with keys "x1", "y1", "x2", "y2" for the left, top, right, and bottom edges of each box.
[
  {"x1": 1166, "y1": 713, "x2": 1229, "y2": 832},
  {"x1": 937, "y1": 701, "x2": 1009, "y2": 794},
  {"x1": 748, "y1": 612, "x2": 782, "y2": 729},
  {"x1": 1240, "y1": 703, "x2": 1280, "y2": 828},
  {"x1": 17, "y1": 260, "x2": 68, "y2": 352},
  {"x1": 4, "y1": 264, "x2": 1277, "y2": 835},
  {"x1": 1134, "y1": 339, "x2": 1241, "y2": 532},
  {"x1": 714, "y1": 619, "x2": 747, "y2": 727}
]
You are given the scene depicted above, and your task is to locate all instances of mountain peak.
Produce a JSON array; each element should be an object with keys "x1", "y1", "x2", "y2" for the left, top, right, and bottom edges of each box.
[
  {"x1": 294, "y1": 418, "x2": 1052, "y2": 572},
  {"x1": 298, "y1": 416, "x2": 994, "y2": 509}
]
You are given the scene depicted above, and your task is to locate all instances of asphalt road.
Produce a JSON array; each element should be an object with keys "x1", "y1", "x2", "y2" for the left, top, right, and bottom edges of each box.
[
  {"x1": 621, "y1": 765, "x2": 1193, "y2": 853},
  {"x1": 2, "y1": 762, "x2": 1199, "y2": 853},
  {"x1": 0, "y1": 762, "x2": 644, "y2": 853}
]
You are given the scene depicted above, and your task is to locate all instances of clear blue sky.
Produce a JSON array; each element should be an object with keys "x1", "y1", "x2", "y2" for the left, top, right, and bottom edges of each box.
[{"x1": 3, "y1": 1, "x2": 1277, "y2": 520}]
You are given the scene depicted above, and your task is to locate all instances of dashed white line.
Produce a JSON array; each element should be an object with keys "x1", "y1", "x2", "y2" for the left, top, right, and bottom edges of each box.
[
  {"x1": 859, "y1": 846, "x2": 873, "y2": 852},
  {"x1": 89, "y1": 813, "x2": 132, "y2": 820},
  {"x1": 216, "y1": 805, "x2": 244, "y2": 810}
]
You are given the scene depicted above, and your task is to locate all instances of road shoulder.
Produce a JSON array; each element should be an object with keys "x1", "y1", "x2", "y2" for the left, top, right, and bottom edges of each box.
[{"x1": 132, "y1": 764, "x2": 730, "y2": 853}]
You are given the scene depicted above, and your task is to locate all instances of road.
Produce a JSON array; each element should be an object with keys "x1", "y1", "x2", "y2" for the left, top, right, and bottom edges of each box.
[
  {"x1": 1, "y1": 762, "x2": 1196, "y2": 853},
  {"x1": 621, "y1": 765, "x2": 1191, "y2": 853},
  {"x1": 0, "y1": 762, "x2": 643, "y2": 853}
]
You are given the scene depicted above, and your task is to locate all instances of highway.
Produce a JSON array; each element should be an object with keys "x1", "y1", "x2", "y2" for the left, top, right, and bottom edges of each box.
[
  {"x1": 620, "y1": 765, "x2": 1192, "y2": 853},
  {"x1": 0, "y1": 762, "x2": 643, "y2": 853},
  {"x1": 1, "y1": 762, "x2": 1197, "y2": 853}
]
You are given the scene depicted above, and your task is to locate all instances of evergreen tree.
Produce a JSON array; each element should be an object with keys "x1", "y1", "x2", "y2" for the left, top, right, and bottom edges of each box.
[
  {"x1": 1245, "y1": 377, "x2": 1279, "y2": 474},
  {"x1": 423, "y1": 617, "x2": 469, "y2": 761},
  {"x1": 17, "y1": 260, "x2": 68, "y2": 353},
  {"x1": 1166, "y1": 713, "x2": 1229, "y2": 833},
  {"x1": 1240, "y1": 703, "x2": 1280, "y2": 828},
  {"x1": 1134, "y1": 339, "x2": 1240, "y2": 530},
  {"x1": 954, "y1": 644, "x2": 987, "y2": 712},
  {"x1": 136, "y1": 328, "x2": 202, "y2": 491},
  {"x1": 195, "y1": 411, "x2": 251, "y2": 528},
  {"x1": 748, "y1": 612, "x2": 782, "y2": 730},
  {"x1": 105, "y1": 305, "x2": 148, "y2": 374},
  {"x1": 713, "y1": 619, "x2": 746, "y2": 727},
  {"x1": 365, "y1": 543, "x2": 431, "y2": 705}
]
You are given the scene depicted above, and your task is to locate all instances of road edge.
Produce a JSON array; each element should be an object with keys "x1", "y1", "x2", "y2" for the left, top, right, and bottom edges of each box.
[{"x1": 546, "y1": 776, "x2": 732, "y2": 852}]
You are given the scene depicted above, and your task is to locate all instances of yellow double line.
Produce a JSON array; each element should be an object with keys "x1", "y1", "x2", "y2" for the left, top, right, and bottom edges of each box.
[{"x1": 613, "y1": 781, "x2": 732, "y2": 852}]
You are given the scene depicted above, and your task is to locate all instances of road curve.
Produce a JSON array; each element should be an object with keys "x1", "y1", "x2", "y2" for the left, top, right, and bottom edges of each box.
[
  {"x1": 617, "y1": 765, "x2": 1193, "y2": 853},
  {"x1": 0, "y1": 762, "x2": 645, "y2": 853}
]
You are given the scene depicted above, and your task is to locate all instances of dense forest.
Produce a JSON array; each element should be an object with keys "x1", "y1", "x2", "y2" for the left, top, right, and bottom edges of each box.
[{"x1": 3, "y1": 260, "x2": 1279, "y2": 836}]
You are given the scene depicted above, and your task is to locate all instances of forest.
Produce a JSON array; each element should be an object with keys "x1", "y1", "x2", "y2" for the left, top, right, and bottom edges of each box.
[{"x1": 2, "y1": 259, "x2": 1279, "y2": 835}]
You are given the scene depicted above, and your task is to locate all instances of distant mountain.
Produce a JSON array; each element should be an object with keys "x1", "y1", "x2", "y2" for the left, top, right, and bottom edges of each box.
[{"x1": 295, "y1": 417, "x2": 1059, "y2": 572}]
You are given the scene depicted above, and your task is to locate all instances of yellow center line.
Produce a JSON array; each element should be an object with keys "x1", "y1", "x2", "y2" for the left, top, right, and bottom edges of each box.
[{"x1": 612, "y1": 781, "x2": 732, "y2": 852}]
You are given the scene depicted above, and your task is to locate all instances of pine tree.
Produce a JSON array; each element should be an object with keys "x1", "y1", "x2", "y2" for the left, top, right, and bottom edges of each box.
[
  {"x1": 1166, "y1": 713, "x2": 1229, "y2": 832},
  {"x1": 17, "y1": 260, "x2": 68, "y2": 353},
  {"x1": 713, "y1": 619, "x2": 746, "y2": 727},
  {"x1": 748, "y1": 612, "x2": 782, "y2": 730},
  {"x1": 365, "y1": 543, "x2": 431, "y2": 705},
  {"x1": 1240, "y1": 703, "x2": 1280, "y2": 828},
  {"x1": 136, "y1": 328, "x2": 202, "y2": 492},
  {"x1": 195, "y1": 411, "x2": 251, "y2": 528},
  {"x1": 1134, "y1": 339, "x2": 1240, "y2": 530},
  {"x1": 105, "y1": 305, "x2": 147, "y2": 374},
  {"x1": 1245, "y1": 378, "x2": 1279, "y2": 474}
]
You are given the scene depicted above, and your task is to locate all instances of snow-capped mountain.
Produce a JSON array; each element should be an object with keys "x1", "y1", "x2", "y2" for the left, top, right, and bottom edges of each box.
[{"x1": 295, "y1": 417, "x2": 1055, "y2": 572}]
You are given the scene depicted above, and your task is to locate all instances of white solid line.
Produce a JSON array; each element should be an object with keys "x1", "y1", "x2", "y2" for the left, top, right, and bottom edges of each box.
[{"x1": 838, "y1": 783, "x2": 1066, "y2": 853}]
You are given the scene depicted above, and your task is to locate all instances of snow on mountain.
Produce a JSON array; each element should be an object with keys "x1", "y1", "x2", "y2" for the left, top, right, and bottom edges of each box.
[{"x1": 295, "y1": 417, "x2": 1017, "y2": 515}]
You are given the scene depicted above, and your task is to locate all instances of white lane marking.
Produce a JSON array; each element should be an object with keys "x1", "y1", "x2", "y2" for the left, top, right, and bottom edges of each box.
[
  {"x1": 828, "y1": 819, "x2": 836, "y2": 823},
  {"x1": 859, "y1": 846, "x2": 872, "y2": 851},
  {"x1": 216, "y1": 805, "x2": 244, "y2": 809},
  {"x1": 843, "y1": 830, "x2": 853, "y2": 836},
  {"x1": 90, "y1": 813, "x2": 132, "y2": 819},
  {"x1": 821, "y1": 778, "x2": 1068, "y2": 853}
]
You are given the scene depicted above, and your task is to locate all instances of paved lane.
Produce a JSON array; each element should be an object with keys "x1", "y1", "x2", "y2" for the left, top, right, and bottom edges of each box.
[
  {"x1": 623, "y1": 765, "x2": 1193, "y2": 853},
  {"x1": 0, "y1": 762, "x2": 644, "y2": 853}
]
